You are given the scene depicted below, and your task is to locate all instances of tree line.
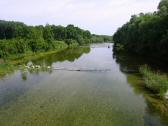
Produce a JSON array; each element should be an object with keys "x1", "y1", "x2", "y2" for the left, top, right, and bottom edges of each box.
[
  {"x1": 113, "y1": 0, "x2": 168, "y2": 62},
  {"x1": 0, "y1": 20, "x2": 112, "y2": 58}
]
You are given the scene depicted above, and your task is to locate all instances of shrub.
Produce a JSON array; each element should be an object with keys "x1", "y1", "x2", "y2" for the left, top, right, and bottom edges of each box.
[
  {"x1": 52, "y1": 41, "x2": 68, "y2": 49},
  {"x1": 65, "y1": 39, "x2": 79, "y2": 48}
]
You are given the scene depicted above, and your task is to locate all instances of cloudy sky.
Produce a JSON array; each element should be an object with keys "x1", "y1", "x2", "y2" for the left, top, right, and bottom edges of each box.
[{"x1": 0, "y1": 0, "x2": 160, "y2": 35}]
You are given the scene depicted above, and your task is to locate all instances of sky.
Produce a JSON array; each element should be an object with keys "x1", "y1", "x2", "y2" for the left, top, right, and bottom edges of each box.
[{"x1": 0, "y1": 0, "x2": 160, "y2": 35}]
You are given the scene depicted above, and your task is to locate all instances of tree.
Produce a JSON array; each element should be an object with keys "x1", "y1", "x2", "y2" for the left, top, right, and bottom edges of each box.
[
  {"x1": 113, "y1": 0, "x2": 168, "y2": 62},
  {"x1": 43, "y1": 24, "x2": 54, "y2": 42},
  {"x1": 158, "y1": 0, "x2": 168, "y2": 16}
]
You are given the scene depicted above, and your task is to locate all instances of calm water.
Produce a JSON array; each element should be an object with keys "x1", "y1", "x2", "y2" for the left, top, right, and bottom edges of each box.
[{"x1": 0, "y1": 43, "x2": 168, "y2": 126}]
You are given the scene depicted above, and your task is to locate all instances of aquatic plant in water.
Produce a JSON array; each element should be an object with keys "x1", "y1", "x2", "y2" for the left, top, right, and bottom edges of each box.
[{"x1": 140, "y1": 65, "x2": 168, "y2": 98}]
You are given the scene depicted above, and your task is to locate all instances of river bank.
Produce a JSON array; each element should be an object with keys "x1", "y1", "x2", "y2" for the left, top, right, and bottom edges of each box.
[{"x1": 0, "y1": 44, "x2": 68, "y2": 77}]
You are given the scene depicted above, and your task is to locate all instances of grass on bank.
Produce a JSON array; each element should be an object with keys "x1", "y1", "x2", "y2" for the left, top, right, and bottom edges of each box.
[
  {"x1": 140, "y1": 65, "x2": 168, "y2": 98},
  {"x1": 0, "y1": 41, "x2": 69, "y2": 76},
  {"x1": 0, "y1": 63, "x2": 14, "y2": 77},
  {"x1": 0, "y1": 50, "x2": 61, "y2": 77}
]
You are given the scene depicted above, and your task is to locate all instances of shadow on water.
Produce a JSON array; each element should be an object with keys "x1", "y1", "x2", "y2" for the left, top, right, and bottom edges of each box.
[
  {"x1": 113, "y1": 50, "x2": 168, "y2": 73},
  {"x1": 113, "y1": 51, "x2": 168, "y2": 125}
]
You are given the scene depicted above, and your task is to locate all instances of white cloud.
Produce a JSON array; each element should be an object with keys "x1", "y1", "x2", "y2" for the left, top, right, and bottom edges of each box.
[{"x1": 0, "y1": 0, "x2": 160, "y2": 35}]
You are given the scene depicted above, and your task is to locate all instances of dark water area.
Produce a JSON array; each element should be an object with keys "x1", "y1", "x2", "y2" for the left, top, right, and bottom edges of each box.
[
  {"x1": 113, "y1": 50, "x2": 168, "y2": 73},
  {"x1": 0, "y1": 43, "x2": 168, "y2": 126}
]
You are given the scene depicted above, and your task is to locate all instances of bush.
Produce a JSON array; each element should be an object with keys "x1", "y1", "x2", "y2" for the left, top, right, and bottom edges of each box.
[
  {"x1": 52, "y1": 41, "x2": 68, "y2": 49},
  {"x1": 140, "y1": 65, "x2": 168, "y2": 97},
  {"x1": 0, "y1": 39, "x2": 29, "y2": 57},
  {"x1": 65, "y1": 39, "x2": 79, "y2": 48}
]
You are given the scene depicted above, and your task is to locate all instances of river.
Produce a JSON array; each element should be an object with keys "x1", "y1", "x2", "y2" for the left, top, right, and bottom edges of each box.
[{"x1": 0, "y1": 43, "x2": 168, "y2": 126}]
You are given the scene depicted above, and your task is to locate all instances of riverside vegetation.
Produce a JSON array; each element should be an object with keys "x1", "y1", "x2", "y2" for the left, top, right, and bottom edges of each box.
[
  {"x1": 0, "y1": 20, "x2": 112, "y2": 76},
  {"x1": 113, "y1": 0, "x2": 168, "y2": 98},
  {"x1": 140, "y1": 65, "x2": 168, "y2": 98},
  {"x1": 113, "y1": 0, "x2": 168, "y2": 61},
  {"x1": 0, "y1": 20, "x2": 112, "y2": 58}
]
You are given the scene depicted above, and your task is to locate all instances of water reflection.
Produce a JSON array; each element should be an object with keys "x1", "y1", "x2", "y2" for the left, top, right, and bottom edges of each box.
[
  {"x1": 113, "y1": 51, "x2": 168, "y2": 73},
  {"x1": 113, "y1": 52, "x2": 168, "y2": 126},
  {"x1": 19, "y1": 47, "x2": 90, "y2": 80},
  {"x1": 29, "y1": 47, "x2": 90, "y2": 67},
  {"x1": 0, "y1": 47, "x2": 90, "y2": 106}
]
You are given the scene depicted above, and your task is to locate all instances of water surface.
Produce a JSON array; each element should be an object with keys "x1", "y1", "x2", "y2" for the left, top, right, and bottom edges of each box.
[{"x1": 0, "y1": 43, "x2": 168, "y2": 126}]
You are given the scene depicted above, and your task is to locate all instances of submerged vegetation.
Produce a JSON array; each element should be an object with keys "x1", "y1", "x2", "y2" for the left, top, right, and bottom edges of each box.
[
  {"x1": 127, "y1": 73, "x2": 168, "y2": 122},
  {"x1": 140, "y1": 65, "x2": 168, "y2": 98},
  {"x1": 113, "y1": 0, "x2": 168, "y2": 62}
]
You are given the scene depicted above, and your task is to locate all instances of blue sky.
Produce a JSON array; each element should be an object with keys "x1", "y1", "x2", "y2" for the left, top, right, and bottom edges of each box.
[{"x1": 0, "y1": 0, "x2": 160, "y2": 35}]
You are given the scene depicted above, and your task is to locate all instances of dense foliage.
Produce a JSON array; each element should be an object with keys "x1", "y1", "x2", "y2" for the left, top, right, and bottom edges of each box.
[
  {"x1": 0, "y1": 20, "x2": 112, "y2": 58},
  {"x1": 91, "y1": 34, "x2": 113, "y2": 43},
  {"x1": 113, "y1": 0, "x2": 168, "y2": 62},
  {"x1": 0, "y1": 21, "x2": 90, "y2": 57}
]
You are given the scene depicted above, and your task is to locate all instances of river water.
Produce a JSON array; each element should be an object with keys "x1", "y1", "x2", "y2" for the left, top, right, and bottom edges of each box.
[{"x1": 0, "y1": 43, "x2": 168, "y2": 126}]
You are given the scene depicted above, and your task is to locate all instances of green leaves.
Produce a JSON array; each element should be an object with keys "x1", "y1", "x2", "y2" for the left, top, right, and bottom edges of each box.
[
  {"x1": 158, "y1": 0, "x2": 168, "y2": 16},
  {"x1": 0, "y1": 19, "x2": 109, "y2": 59},
  {"x1": 113, "y1": 1, "x2": 168, "y2": 61},
  {"x1": 43, "y1": 24, "x2": 54, "y2": 42}
]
